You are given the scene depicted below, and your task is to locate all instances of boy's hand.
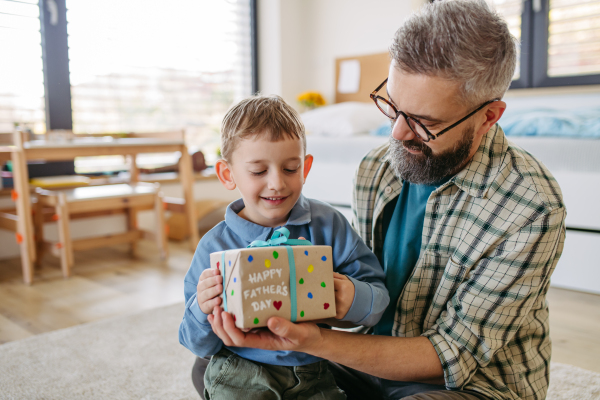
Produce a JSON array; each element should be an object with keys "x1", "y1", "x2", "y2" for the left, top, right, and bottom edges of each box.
[
  {"x1": 333, "y1": 272, "x2": 355, "y2": 319},
  {"x1": 197, "y1": 268, "x2": 223, "y2": 314}
]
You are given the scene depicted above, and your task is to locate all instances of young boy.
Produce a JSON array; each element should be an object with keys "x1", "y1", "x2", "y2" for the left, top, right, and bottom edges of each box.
[{"x1": 179, "y1": 95, "x2": 389, "y2": 400}]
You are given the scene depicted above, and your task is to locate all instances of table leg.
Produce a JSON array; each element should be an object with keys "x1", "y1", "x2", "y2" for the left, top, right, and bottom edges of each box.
[
  {"x1": 11, "y1": 150, "x2": 35, "y2": 284},
  {"x1": 179, "y1": 147, "x2": 199, "y2": 250},
  {"x1": 127, "y1": 154, "x2": 138, "y2": 256}
]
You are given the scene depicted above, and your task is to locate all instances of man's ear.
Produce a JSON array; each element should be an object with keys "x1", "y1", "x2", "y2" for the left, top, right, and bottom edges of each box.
[
  {"x1": 476, "y1": 100, "x2": 506, "y2": 137},
  {"x1": 302, "y1": 154, "x2": 314, "y2": 182},
  {"x1": 215, "y1": 159, "x2": 236, "y2": 190}
]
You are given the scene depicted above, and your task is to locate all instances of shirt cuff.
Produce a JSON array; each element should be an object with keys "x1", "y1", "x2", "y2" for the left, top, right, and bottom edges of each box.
[
  {"x1": 188, "y1": 293, "x2": 211, "y2": 326},
  {"x1": 340, "y1": 276, "x2": 373, "y2": 324}
]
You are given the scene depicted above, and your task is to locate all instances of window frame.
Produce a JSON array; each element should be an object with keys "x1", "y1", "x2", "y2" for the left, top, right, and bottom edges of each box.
[{"x1": 529, "y1": 0, "x2": 600, "y2": 87}]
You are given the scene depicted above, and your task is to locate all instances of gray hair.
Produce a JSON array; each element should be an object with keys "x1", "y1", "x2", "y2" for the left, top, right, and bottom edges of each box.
[{"x1": 390, "y1": 0, "x2": 517, "y2": 107}]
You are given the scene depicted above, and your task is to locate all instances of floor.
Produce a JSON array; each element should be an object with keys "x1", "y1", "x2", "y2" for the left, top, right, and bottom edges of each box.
[{"x1": 1, "y1": 240, "x2": 599, "y2": 375}]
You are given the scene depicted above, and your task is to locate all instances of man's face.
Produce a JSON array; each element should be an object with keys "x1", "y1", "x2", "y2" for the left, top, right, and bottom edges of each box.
[{"x1": 385, "y1": 63, "x2": 482, "y2": 184}]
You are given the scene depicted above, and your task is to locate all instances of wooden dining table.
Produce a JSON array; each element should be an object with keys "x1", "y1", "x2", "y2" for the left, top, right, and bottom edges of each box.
[{"x1": 9, "y1": 136, "x2": 199, "y2": 284}]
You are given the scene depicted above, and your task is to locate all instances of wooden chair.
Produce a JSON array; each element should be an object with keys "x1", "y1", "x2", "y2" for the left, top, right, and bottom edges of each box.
[
  {"x1": 35, "y1": 182, "x2": 168, "y2": 277},
  {"x1": 0, "y1": 131, "x2": 36, "y2": 284}
]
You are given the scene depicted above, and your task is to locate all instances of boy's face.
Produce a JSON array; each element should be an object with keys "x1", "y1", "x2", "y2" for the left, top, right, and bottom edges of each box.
[{"x1": 216, "y1": 135, "x2": 313, "y2": 228}]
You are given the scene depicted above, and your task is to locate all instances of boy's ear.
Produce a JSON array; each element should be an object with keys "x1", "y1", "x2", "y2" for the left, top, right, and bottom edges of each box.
[
  {"x1": 215, "y1": 159, "x2": 236, "y2": 190},
  {"x1": 303, "y1": 154, "x2": 313, "y2": 182}
]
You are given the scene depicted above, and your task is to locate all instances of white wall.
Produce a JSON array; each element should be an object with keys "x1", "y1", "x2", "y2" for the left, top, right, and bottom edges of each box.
[{"x1": 258, "y1": 0, "x2": 426, "y2": 106}]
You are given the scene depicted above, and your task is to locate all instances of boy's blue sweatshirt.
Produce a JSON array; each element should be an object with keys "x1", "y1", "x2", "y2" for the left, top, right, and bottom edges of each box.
[{"x1": 179, "y1": 195, "x2": 389, "y2": 366}]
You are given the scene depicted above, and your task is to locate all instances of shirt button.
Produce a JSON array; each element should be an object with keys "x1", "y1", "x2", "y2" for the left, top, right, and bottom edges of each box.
[{"x1": 384, "y1": 186, "x2": 392, "y2": 195}]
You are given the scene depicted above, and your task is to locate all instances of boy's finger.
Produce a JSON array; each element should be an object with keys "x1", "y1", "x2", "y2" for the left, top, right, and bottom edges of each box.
[
  {"x1": 200, "y1": 268, "x2": 221, "y2": 280},
  {"x1": 198, "y1": 283, "x2": 222, "y2": 303},
  {"x1": 197, "y1": 275, "x2": 222, "y2": 292},
  {"x1": 333, "y1": 272, "x2": 349, "y2": 280}
]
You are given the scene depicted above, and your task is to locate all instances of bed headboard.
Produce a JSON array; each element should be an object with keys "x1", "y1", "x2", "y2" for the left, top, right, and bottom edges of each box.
[{"x1": 334, "y1": 52, "x2": 391, "y2": 104}]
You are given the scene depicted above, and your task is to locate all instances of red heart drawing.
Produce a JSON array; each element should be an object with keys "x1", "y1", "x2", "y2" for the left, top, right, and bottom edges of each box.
[
  {"x1": 216, "y1": 261, "x2": 220, "y2": 269},
  {"x1": 323, "y1": 303, "x2": 330, "y2": 310},
  {"x1": 273, "y1": 301, "x2": 282, "y2": 310}
]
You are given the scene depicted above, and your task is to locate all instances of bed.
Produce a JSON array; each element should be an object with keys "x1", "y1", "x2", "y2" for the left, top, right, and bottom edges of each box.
[{"x1": 301, "y1": 53, "x2": 600, "y2": 294}]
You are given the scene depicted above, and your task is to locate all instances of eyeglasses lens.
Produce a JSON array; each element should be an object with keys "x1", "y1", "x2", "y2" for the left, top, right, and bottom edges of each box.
[
  {"x1": 375, "y1": 97, "x2": 396, "y2": 119},
  {"x1": 407, "y1": 118, "x2": 428, "y2": 141}
]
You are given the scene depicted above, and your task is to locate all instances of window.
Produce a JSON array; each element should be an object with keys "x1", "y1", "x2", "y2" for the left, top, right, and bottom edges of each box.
[
  {"x1": 65, "y1": 0, "x2": 254, "y2": 167},
  {"x1": 0, "y1": 0, "x2": 46, "y2": 133},
  {"x1": 486, "y1": 0, "x2": 600, "y2": 88}
]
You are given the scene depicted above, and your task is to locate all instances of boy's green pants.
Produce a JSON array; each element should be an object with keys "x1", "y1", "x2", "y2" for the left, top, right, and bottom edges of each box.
[{"x1": 204, "y1": 348, "x2": 346, "y2": 400}]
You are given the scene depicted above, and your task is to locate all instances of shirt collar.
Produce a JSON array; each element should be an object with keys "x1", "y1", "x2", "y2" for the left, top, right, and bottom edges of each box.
[
  {"x1": 452, "y1": 124, "x2": 507, "y2": 199},
  {"x1": 224, "y1": 194, "x2": 312, "y2": 244}
]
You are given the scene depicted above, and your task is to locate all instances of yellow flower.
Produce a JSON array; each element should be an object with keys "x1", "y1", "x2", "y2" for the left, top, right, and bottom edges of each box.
[{"x1": 297, "y1": 91, "x2": 326, "y2": 109}]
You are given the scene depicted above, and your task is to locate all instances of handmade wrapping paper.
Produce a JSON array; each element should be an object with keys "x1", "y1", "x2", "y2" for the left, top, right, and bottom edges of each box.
[{"x1": 210, "y1": 229, "x2": 336, "y2": 329}]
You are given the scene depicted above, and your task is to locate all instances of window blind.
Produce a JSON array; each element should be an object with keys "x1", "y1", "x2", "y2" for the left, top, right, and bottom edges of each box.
[
  {"x1": 0, "y1": 0, "x2": 46, "y2": 133},
  {"x1": 66, "y1": 0, "x2": 253, "y2": 155},
  {"x1": 548, "y1": 0, "x2": 600, "y2": 77}
]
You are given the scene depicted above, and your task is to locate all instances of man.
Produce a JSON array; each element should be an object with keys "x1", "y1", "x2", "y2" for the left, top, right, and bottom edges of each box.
[{"x1": 204, "y1": 1, "x2": 566, "y2": 399}]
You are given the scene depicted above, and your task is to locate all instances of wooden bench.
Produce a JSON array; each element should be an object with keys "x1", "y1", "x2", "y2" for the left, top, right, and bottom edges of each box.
[{"x1": 35, "y1": 182, "x2": 168, "y2": 277}]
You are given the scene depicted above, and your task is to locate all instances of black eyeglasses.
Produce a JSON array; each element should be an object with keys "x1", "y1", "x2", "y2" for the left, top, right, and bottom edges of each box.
[{"x1": 370, "y1": 78, "x2": 499, "y2": 142}]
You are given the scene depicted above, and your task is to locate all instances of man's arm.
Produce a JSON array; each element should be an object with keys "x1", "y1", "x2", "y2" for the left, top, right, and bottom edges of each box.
[{"x1": 208, "y1": 306, "x2": 444, "y2": 383}]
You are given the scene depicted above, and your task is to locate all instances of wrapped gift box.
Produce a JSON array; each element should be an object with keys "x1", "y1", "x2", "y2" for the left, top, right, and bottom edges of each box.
[{"x1": 210, "y1": 239, "x2": 336, "y2": 329}]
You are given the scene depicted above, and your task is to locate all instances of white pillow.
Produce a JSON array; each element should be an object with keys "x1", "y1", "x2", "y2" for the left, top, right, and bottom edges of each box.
[{"x1": 301, "y1": 102, "x2": 389, "y2": 137}]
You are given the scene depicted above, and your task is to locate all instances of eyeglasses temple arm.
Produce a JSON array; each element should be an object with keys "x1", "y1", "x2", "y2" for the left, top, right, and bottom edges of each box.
[{"x1": 434, "y1": 99, "x2": 499, "y2": 139}]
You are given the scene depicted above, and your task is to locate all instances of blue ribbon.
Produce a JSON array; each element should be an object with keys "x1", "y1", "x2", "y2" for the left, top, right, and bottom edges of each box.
[
  {"x1": 246, "y1": 227, "x2": 311, "y2": 322},
  {"x1": 247, "y1": 227, "x2": 312, "y2": 248},
  {"x1": 221, "y1": 252, "x2": 227, "y2": 312}
]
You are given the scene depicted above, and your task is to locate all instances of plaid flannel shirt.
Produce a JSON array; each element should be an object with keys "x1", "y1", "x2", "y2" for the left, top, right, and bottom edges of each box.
[{"x1": 352, "y1": 125, "x2": 566, "y2": 400}]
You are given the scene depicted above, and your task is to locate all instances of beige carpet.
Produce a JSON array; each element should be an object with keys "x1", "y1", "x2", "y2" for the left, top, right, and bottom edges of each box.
[{"x1": 0, "y1": 302, "x2": 598, "y2": 400}]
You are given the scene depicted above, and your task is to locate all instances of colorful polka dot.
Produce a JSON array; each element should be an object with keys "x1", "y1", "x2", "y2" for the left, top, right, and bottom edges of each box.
[
  {"x1": 253, "y1": 317, "x2": 259, "y2": 324},
  {"x1": 273, "y1": 251, "x2": 279, "y2": 259},
  {"x1": 300, "y1": 311, "x2": 305, "y2": 317},
  {"x1": 304, "y1": 250, "x2": 308, "y2": 255},
  {"x1": 299, "y1": 278, "x2": 304, "y2": 284},
  {"x1": 321, "y1": 282, "x2": 326, "y2": 287},
  {"x1": 216, "y1": 261, "x2": 220, "y2": 269},
  {"x1": 234, "y1": 277, "x2": 237, "y2": 283},
  {"x1": 307, "y1": 264, "x2": 314, "y2": 273},
  {"x1": 229, "y1": 260, "x2": 231, "y2": 266},
  {"x1": 265, "y1": 259, "x2": 271, "y2": 268},
  {"x1": 321, "y1": 256, "x2": 327, "y2": 261},
  {"x1": 231, "y1": 290, "x2": 234, "y2": 296},
  {"x1": 248, "y1": 255, "x2": 253, "y2": 262},
  {"x1": 307, "y1": 292, "x2": 313, "y2": 299}
]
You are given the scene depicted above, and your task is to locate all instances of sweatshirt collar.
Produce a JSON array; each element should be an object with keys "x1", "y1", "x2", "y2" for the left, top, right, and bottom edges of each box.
[{"x1": 225, "y1": 194, "x2": 312, "y2": 244}]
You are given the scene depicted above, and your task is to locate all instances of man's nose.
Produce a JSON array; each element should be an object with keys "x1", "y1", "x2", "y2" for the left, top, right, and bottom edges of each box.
[
  {"x1": 267, "y1": 172, "x2": 286, "y2": 191},
  {"x1": 391, "y1": 116, "x2": 417, "y2": 141}
]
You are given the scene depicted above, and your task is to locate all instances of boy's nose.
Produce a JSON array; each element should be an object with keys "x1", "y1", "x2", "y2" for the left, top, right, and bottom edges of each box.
[
  {"x1": 391, "y1": 117, "x2": 417, "y2": 142},
  {"x1": 267, "y1": 172, "x2": 286, "y2": 191}
]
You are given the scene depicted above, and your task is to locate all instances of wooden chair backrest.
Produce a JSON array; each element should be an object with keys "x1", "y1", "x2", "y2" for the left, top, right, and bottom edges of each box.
[{"x1": 0, "y1": 131, "x2": 28, "y2": 148}]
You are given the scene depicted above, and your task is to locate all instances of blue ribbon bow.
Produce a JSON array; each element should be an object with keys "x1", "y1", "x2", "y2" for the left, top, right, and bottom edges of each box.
[{"x1": 247, "y1": 227, "x2": 312, "y2": 248}]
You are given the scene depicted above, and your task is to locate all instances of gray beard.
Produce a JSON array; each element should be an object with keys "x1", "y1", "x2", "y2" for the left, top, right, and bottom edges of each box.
[{"x1": 388, "y1": 126, "x2": 475, "y2": 185}]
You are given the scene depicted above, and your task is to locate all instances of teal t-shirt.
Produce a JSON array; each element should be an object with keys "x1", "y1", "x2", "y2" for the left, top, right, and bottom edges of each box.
[{"x1": 373, "y1": 178, "x2": 449, "y2": 336}]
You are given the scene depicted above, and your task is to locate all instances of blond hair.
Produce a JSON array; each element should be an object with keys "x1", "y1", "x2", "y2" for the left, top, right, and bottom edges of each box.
[{"x1": 220, "y1": 95, "x2": 306, "y2": 162}]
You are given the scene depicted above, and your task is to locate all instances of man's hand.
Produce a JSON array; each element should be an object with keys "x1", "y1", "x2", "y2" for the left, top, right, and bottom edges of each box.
[
  {"x1": 197, "y1": 268, "x2": 223, "y2": 314},
  {"x1": 208, "y1": 306, "x2": 323, "y2": 353},
  {"x1": 333, "y1": 272, "x2": 355, "y2": 319}
]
